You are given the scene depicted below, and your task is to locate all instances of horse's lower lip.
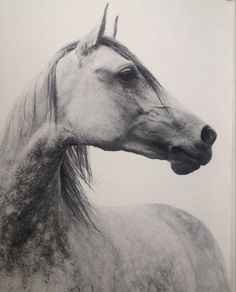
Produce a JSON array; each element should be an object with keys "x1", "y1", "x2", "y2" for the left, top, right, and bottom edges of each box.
[
  {"x1": 170, "y1": 158, "x2": 200, "y2": 175},
  {"x1": 169, "y1": 146, "x2": 212, "y2": 174}
]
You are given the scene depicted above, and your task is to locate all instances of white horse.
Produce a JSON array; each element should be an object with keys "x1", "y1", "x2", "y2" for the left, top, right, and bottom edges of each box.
[{"x1": 0, "y1": 5, "x2": 230, "y2": 292}]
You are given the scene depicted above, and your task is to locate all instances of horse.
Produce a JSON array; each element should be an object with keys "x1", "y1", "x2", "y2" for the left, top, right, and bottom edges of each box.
[{"x1": 0, "y1": 5, "x2": 231, "y2": 292}]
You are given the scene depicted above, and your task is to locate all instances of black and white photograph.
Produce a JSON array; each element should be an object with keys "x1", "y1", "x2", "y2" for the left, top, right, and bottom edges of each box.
[{"x1": 0, "y1": 1, "x2": 234, "y2": 291}]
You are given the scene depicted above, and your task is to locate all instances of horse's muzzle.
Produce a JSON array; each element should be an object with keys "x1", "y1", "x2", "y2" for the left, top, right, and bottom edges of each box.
[{"x1": 169, "y1": 125, "x2": 217, "y2": 175}]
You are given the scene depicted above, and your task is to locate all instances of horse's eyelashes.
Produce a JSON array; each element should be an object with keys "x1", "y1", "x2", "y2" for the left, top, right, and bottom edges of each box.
[{"x1": 117, "y1": 67, "x2": 138, "y2": 82}]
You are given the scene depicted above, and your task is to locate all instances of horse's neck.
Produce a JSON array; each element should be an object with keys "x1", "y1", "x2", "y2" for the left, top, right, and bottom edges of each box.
[
  {"x1": 0, "y1": 72, "x2": 70, "y2": 260},
  {"x1": 0, "y1": 69, "x2": 65, "y2": 180}
]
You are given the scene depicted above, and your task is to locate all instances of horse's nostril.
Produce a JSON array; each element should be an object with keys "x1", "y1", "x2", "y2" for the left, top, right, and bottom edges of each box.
[{"x1": 201, "y1": 126, "x2": 217, "y2": 145}]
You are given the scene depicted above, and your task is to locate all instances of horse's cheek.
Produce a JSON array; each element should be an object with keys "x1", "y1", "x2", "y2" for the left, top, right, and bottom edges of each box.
[{"x1": 62, "y1": 100, "x2": 125, "y2": 146}]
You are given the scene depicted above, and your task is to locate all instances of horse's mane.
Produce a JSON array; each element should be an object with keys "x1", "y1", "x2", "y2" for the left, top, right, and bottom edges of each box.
[{"x1": 0, "y1": 36, "x2": 169, "y2": 227}]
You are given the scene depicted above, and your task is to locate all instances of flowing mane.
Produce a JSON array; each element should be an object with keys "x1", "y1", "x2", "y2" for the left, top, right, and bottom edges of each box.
[{"x1": 0, "y1": 36, "x2": 171, "y2": 227}]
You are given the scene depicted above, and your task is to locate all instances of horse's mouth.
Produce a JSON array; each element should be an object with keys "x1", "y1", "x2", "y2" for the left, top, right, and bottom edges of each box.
[
  {"x1": 169, "y1": 147, "x2": 213, "y2": 175},
  {"x1": 122, "y1": 139, "x2": 213, "y2": 175}
]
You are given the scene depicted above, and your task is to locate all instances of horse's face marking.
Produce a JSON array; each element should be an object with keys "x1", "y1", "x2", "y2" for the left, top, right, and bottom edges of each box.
[{"x1": 56, "y1": 44, "x2": 216, "y2": 175}]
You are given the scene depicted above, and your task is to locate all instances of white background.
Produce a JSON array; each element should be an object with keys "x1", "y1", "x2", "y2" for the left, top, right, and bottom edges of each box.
[{"x1": 0, "y1": 0, "x2": 234, "y2": 285}]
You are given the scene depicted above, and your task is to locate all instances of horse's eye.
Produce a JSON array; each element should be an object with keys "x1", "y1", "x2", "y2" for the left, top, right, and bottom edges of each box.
[{"x1": 117, "y1": 67, "x2": 137, "y2": 82}]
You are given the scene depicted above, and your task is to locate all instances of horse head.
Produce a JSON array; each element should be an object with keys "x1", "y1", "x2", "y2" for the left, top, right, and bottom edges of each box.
[{"x1": 54, "y1": 5, "x2": 216, "y2": 175}]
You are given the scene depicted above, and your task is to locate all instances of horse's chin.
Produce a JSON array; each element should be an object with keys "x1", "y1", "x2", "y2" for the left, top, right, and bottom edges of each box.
[
  {"x1": 169, "y1": 147, "x2": 212, "y2": 175},
  {"x1": 170, "y1": 158, "x2": 200, "y2": 175}
]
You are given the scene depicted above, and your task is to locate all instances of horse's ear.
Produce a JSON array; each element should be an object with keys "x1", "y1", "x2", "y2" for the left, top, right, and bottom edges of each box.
[
  {"x1": 113, "y1": 16, "x2": 119, "y2": 39},
  {"x1": 76, "y1": 4, "x2": 108, "y2": 56}
]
